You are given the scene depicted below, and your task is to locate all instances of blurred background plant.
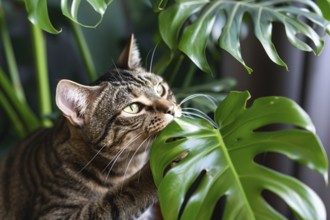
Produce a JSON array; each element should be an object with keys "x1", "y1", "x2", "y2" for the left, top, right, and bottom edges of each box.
[{"x1": 0, "y1": 0, "x2": 330, "y2": 218}]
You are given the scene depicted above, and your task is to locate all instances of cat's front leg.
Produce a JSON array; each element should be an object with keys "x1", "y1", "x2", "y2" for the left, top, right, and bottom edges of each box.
[
  {"x1": 105, "y1": 163, "x2": 157, "y2": 219},
  {"x1": 77, "y1": 163, "x2": 158, "y2": 220}
]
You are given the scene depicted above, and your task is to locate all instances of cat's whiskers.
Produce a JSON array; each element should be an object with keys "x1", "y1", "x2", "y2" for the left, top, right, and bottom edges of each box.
[
  {"x1": 103, "y1": 132, "x2": 144, "y2": 184},
  {"x1": 136, "y1": 136, "x2": 155, "y2": 183},
  {"x1": 122, "y1": 136, "x2": 151, "y2": 180},
  {"x1": 181, "y1": 114, "x2": 194, "y2": 119},
  {"x1": 182, "y1": 108, "x2": 218, "y2": 128},
  {"x1": 178, "y1": 94, "x2": 219, "y2": 128},
  {"x1": 145, "y1": 48, "x2": 152, "y2": 73},
  {"x1": 103, "y1": 144, "x2": 130, "y2": 173},
  {"x1": 148, "y1": 43, "x2": 159, "y2": 72},
  {"x1": 103, "y1": 132, "x2": 143, "y2": 172},
  {"x1": 179, "y1": 93, "x2": 217, "y2": 108},
  {"x1": 112, "y1": 60, "x2": 125, "y2": 82},
  {"x1": 78, "y1": 144, "x2": 108, "y2": 174},
  {"x1": 119, "y1": 136, "x2": 152, "y2": 191}
]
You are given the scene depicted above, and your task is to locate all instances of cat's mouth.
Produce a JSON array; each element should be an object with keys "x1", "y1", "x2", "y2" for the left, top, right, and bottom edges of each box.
[
  {"x1": 160, "y1": 104, "x2": 182, "y2": 129},
  {"x1": 147, "y1": 105, "x2": 181, "y2": 134},
  {"x1": 165, "y1": 104, "x2": 182, "y2": 123}
]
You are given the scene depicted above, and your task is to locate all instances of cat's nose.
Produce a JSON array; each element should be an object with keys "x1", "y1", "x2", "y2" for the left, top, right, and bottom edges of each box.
[{"x1": 155, "y1": 100, "x2": 175, "y2": 115}]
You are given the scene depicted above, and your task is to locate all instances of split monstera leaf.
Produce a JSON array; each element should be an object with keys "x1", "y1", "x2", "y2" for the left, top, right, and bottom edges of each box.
[
  {"x1": 156, "y1": 0, "x2": 330, "y2": 74},
  {"x1": 24, "y1": 0, "x2": 330, "y2": 73},
  {"x1": 150, "y1": 91, "x2": 328, "y2": 220},
  {"x1": 24, "y1": 0, "x2": 113, "y2": 33}
]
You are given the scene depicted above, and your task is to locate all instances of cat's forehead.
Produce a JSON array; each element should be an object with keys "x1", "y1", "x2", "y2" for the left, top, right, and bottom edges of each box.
[
  {"x1": 96, "y1": 69, "x2": 168, "y2": 103},
  {"x1": 137, "y1": 72, "x2": 164, "y2": 85},
  {"x1": 96, "y1": 69, "x2": 163, "y2": 86}
]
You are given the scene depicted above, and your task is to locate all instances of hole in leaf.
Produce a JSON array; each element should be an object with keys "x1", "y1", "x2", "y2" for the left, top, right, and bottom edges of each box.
[
  {"x1": 295, "y1": 32, "x2": 317, "y2": 52},
  {"x1": 178, "y1": 169, "x2": 207, "y2": 219},
  {"x1": 163, "y1": 151, "x2": 189, "y2": 176},
  {"x1": 262, "y1": 190, "x2": 296, "y2": 219},
  {"x1": 254, "y1": 124, "x2": 295, "y2": 132},
  {"x1": 254, "y1": 152, "x2": 295, "y2": 176},
  {"x1": 165, "y1": 136, "x2": 186, "y2": 143},
  {"x1": 211, "y1": 196, "x2": 227, "y2": 220},
  {"x1": 173, "y1": 151, "x2": 189, "y2": 163}
]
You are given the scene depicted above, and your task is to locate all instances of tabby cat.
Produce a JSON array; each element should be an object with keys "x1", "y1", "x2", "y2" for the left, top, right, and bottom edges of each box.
[{"x1": 0, "y1": 35, "x2": 181, "y2": 219}]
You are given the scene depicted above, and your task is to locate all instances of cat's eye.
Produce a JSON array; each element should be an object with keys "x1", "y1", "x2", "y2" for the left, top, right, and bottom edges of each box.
[
  {"x1": 123, "y1": 103, "x2": 141, "y2": 114},
  {"x1": 156, "y1": 84, "x2": 166, "y2": 96}
]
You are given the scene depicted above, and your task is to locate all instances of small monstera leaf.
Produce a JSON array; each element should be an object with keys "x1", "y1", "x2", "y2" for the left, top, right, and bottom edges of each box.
[
  {"x1": 157, "y1": 0, "x2": 330, "y2": 74},
  {"x1": 150, "y1": 91, "x2": 328, "y2": 220},
  {"x1": 24, "y1": 0, "x2": 112, "y2": 33}
]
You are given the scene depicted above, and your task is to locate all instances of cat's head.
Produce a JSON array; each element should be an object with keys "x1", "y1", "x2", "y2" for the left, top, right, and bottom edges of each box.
[{"x1": 55, "y1": 35, "x2": 181, "y2": 152}]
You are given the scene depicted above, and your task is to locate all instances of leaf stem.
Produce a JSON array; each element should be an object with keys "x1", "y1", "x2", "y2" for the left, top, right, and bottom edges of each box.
[
  {"x1": 182, "y1": 63, "x2": 196, "y2": 89},
  {"x1": 0, "y1": 7, "x2": 26, "y2": 103},
  {"x1": 31, "y1": 24, "x2": 52, "y2": 127},
  {"x1": 151, "y1": 50, "x2": 173, "y2": 76},
  {"x1": 0, "y1": 67, "x2": 40, "y2": 132},
  {"x1": 215, "y1": 130, "x2": 255, "y2": 219},
  {"x1": 168, "y1": 54, "x2": 184, "y2": 86},
  {"x1": 70, "y1": 21, "x2": 97, "y2": 81},
  {"x1": 0, "y1": 90, "x2": 26, "y2": 138}
]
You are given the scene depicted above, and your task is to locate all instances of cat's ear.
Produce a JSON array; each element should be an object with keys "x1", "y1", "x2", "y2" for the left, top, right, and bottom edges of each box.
[
  {"x1": 55, "y1": 80, "x2": 104, "y2": 127},
  {"x1": 116, "y1": 34, "x2": 142, "y2": 69}
]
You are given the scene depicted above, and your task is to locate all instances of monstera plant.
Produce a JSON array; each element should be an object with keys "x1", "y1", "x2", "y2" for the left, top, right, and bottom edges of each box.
[
  {"x1": 156, "y1": 0, "x2": 330, "y2": 74},
  {"x1": 147, "y1": 1, "x2": 329, "y2": 218},
  {"x1": 1, "y1": 0, "x2": 330, "y2": 219},
  {"x1": 150, "y1": 91, "x2": 328, "y2": 219}
]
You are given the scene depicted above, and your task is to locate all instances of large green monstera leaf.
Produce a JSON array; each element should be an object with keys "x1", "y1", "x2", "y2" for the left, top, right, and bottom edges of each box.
[
  {"x1": 157, "y1": 0, "x2": 330, "y2": 74},
  {"x1": 24, "y1": 0, "x2": 113, "y2": 33},
  {"x1": 150, "y1": 91, "x2": 328, "y2": 220}
]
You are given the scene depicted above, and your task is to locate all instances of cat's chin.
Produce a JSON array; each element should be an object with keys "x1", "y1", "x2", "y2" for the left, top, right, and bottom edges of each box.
[{"x1": 165, "y1": 114, "x2": 174, "y2": 123}]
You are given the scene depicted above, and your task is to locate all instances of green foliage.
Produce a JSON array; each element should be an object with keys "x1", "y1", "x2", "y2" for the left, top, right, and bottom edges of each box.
[
  {"x1": 150, "y1": 91, "x2": 328, "y2": 220},
  {"x1": 175, "y1": 78, "x2": 236, "y2": 112},
  {"x1": 24, "y1": 0, "x2": 113, "y2": 33},
  {"x1": 0, "y1": 8, "x2": 25, "y2": 103},
  {"x1": 156, "y1": 0, "x2": 330, "y2": 74},
  {"x1": 25, "y1": 0, "x2": 60, "y2": 33},
  {"x1": 0, "y1": 68, "x2": 40, "y2": 135},
  {"x1": 316, "y1": 0, "x2": 330, "y2": 20},
  {"x1": 20, "y1": 0, "x2": 330, "y2": 73},
  {"x1": 0, "y1": 0, "x2": 99, "y2": 136},
  {"x1": 31, "y1": 24, "x2": 53, "y2": 127}
]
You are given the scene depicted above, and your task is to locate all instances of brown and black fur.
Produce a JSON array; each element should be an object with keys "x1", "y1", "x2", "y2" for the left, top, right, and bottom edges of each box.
[{"x1": 0, "y1": 35, "x2": 181, "y2": 219}]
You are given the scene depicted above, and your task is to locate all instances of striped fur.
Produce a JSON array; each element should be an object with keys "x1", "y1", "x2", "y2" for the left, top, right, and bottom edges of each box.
[{"x1": 0, "y1": 36, "x2": 180, "y2": 219}]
